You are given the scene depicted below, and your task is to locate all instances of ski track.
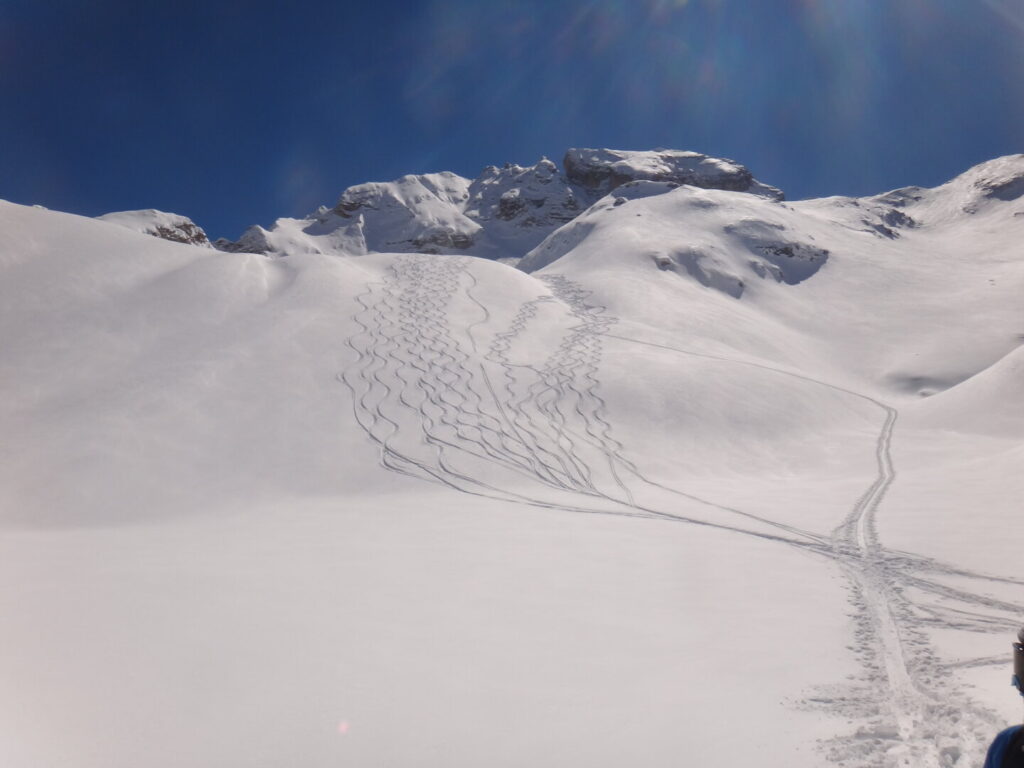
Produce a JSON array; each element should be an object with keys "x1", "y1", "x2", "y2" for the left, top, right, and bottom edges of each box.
[{"x1": 339, "y1": 254, "x2": 1020, "y2": 768}]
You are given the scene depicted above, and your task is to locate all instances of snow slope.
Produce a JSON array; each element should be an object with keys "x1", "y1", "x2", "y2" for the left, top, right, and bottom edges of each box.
[{"x1": 1, "y1": 152, "x2": 1022, "y2": 768}]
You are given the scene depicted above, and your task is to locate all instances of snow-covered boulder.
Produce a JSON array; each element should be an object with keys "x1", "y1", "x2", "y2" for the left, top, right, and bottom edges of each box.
[{"x1": 97, "y1": 209, "x2": 211, "y2": 246}]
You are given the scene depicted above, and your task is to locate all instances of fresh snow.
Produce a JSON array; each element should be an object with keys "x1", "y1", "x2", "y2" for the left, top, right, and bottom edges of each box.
[{"x1": 1, "y1": 151, "x2": 1022, "y2": 768}]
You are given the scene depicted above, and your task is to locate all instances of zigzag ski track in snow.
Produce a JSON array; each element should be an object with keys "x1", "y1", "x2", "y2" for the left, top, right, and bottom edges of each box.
[{"x1": 341, "y1": 253, "x2": 1024, "y2": 768}]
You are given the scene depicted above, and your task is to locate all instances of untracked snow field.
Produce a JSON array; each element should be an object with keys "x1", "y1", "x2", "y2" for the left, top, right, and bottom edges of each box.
[{"x1": 1, "y1": 162, "x2": 1022, "y2": 768}]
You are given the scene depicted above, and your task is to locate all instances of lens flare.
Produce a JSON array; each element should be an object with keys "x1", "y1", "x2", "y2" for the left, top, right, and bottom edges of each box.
[{"x1": 979, "y1": 0, "x2": 1024, "y2": 35}]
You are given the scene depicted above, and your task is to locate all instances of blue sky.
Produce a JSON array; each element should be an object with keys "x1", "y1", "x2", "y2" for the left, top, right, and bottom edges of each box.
[{"x1": 2, "y1": 0, "x2": 1022, "y2": 239}]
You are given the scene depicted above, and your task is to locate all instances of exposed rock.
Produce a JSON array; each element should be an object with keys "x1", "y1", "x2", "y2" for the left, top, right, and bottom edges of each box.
[
  {"x1": 411, "y1": 229, "x2": 474, "y2": 252},
  {"x1": 222, "y1": 147, "x2": 786, "y2": 260},
  {"x1": 563, "y1": 148, "x2": 784, "y2": 201},
  {"x1": 657, "y1": 246, "x2": 746, "y2": 298},
  {"x1": 151, "y1": 222, "x2": 208, "y2": 245},
  {"x1": 976, "y1": 174, "x2": 1024, "y2": 202},
  {"x1": 333, "y1": 171, "x2": 471, "y2": 218},
  {"x1": 465, "y1": 157, "x2": 582, "y2": 229},
  {"x1": 722, "y1": 218, "x2": 829, "y2": 285},
  {"x1": 860, "y1": 208, "x2": 918, "y2": 240},
  {"x1": 227, "y1": 158, "x2": 590, "y2": 259},
  {"x1": 212, "y1": 237, "x2": 244, "y2": 252},
  {"x1": 496, "y1": 189, "x2": 526, "y2": 220},
  {"x1": 826, "y1": 194, "x2": 920, "y2": 239},
  {"x1": 213, "y1": 213, "x2": 368, "y2": 257},
  {"x1": 329, "y1": 172, "x2": 479, "y2": 254},
  {"x1": 97, "y1": 209, "x2": 211, "y2": 247},
  {"x1": 873, "y1": 187, "x2": 926, "y2": 208},
  {"x1": 213, "y1": 226, "x2": 272, "y2": 254},
  {"x1": 882, "y1": 208, "x2": 917, "y2": 229},
  {"x1": 953, "y1": 154, "x2": 1024, "y2": 213}
]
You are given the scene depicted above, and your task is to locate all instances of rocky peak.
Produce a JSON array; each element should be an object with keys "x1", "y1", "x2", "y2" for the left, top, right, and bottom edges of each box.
[
  {"x1": 332, "y1": 171, "x2": 471, "y2": 218},
  {"x1": 215, "y1": 148, "x2": 786, "y2": 259},
  {"x1": 465, "y1": 157, "x2": 582, "y2": 228},
  {"x1": 563, "y1": 148, "x2": 784, "y2": 201}
]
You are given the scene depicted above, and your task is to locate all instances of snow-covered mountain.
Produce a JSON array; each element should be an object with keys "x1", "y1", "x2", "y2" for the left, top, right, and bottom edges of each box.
[
  {"x1": 2, "y1": 150, "x2": 1022, "y2": 768},
  {"x1": 211, "y1": 148, "x2": 781, "y2": 261}
]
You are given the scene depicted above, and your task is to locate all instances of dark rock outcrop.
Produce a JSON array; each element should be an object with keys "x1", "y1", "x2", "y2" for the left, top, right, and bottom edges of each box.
[
  {"x1": 563, "y1": 148, "x2": 784, "y2": 201},
  {"x1": 97, "y1": 210, "x2": 211, "y2": 247}
]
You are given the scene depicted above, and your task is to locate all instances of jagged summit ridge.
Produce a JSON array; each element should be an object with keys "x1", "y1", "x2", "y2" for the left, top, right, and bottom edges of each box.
[
  {"x1": 464, "y1": 157, "x2": 582, "y2": 228},
  {"x1": 212, "y1": 148, "x2": 782, "y2": 260}
]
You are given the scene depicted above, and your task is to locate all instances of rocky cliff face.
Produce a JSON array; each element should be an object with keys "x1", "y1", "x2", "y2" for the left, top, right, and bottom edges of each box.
[
  {"x1": 564, "y1": 148, "x2": 784, "y2": 201},
  {"x1": 332, "y1": 171, "x2": 477, "y2": 253},
  {"x1": 464, "y1": 158, "x2": 582, "y2": 228}
]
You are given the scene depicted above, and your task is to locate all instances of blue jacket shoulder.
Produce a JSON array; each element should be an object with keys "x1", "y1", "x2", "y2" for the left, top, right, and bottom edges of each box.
[{"x1": 984, "y1": 725, "x2": 1023, "y2": 768}]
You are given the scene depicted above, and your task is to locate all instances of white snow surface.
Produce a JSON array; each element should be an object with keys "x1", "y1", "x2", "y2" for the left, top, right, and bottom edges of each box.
[{"x1": 1, "y1": 153, "x2": 1023, "y2": 768}]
